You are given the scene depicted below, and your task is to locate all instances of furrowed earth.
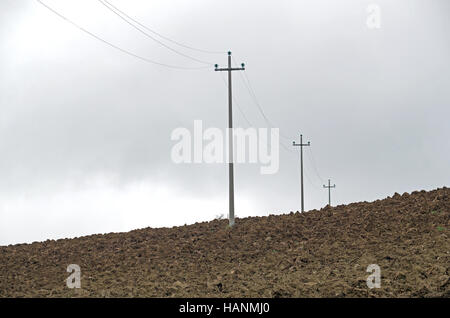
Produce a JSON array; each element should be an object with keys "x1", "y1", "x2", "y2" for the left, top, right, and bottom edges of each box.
[{"x1": 0, "y1": 188, "x2": 449, "y2": 298}]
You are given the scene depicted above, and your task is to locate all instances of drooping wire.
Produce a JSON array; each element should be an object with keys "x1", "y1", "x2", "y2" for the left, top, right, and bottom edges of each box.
[
  {"x1": 293, "y1": 149, "x2": 323, "y2": 211},
  {"x1": 218, "y1": 73, "x2": 253, "y2": 127},
  {"x1": 218, "y1": 73, "x2": 294, "y2": 154},
  {"x1": 230, "y1": 57, "x2": 329, "y2": 175},
  {"x1": 102, "y1": 0, "x2": 226, "y2": 55},
  {"x1": 230, "y1": 57, "x2": 300, "y2": 154},
  {"x1": 231, "y1": 57, "x2": 293, "y2": 141},
  {"x1": 35, "y1": 0, "x2": 210, "y2": 70},
  {"x1": 229, "y1": 57, "x2": 330, "y2": 186},
  {"x1": 304, "y1": 168, "x2": 322, "y2": 191},
  {"x1": 97, "y1": 0, "x2": 215, "y2": 66},
  {"x1": 306, "y1": 147, "x2": 326, "y2": 184},
  {"x1": 229, "y1": 56, "x2": 327, "y2": 204}
]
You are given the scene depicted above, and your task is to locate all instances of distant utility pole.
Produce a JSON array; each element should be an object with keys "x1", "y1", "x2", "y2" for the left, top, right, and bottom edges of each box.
[
  {"x1": 323, "y1": 179, "x2": 336, "y2": 206},
  {"x1": 293, "y1": 134, "x2": 310, "y2": 212},
  {"x1": 215, "y1": 51, "x2": 245, "y2": 227}
]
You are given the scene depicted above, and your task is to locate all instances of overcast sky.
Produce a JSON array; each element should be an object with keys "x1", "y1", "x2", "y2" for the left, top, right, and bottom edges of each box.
[{"x1": 1, "y1": 0, "x2": 449, "y2": 245}]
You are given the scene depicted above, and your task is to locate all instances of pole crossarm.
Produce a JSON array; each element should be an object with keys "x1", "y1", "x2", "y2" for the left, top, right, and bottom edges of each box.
[
  {"x1": 215, "y1": 67, "x2": 245, "y2": 71},
  {"x1": 293, "y1": 142, "x2": 310, "y2": 147}
]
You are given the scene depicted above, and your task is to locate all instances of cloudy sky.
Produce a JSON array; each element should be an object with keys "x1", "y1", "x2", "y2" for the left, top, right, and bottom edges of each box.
[{"x1": 1, "y1": 0, "x2": 449, "y2": 245}]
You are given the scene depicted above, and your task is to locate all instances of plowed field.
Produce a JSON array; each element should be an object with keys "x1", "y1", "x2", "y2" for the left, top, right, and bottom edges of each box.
[{"x1": 0, "y1": 188, "x2": 449, "y2": 297}]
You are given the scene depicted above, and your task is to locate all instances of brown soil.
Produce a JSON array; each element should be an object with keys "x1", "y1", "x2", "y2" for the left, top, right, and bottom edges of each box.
[{"x1": 0, "y1": 188, "x2": 449, "y2": 298}]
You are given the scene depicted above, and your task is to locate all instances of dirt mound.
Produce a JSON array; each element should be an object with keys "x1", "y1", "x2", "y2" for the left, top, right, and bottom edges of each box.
[{"x1": 0, "y1": 188, "x2": 449, "y2": 297}]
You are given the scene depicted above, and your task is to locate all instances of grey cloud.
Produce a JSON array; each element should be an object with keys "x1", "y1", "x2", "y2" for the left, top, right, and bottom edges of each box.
[{"x1": 0, "y1": 0, "x2": 449, "y2": 244}]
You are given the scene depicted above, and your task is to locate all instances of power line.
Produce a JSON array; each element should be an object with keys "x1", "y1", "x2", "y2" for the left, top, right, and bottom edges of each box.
[
  {"x1": 219, "y1": 72, "x2": 294, "y2": 154},
  {"x1": 230, "y1": 58, "x2": 275, "y2": 124},
  {"x1": 241, "y1": 86, "x2": 305, "y2": 153},
  {"x1": 231, "y1": 59, "x2": 295, "y2": 146},
  {"x1": 219, "y1": 73, "x2": 253, "y2": 127},
  {"x1": 241, "y1": 71, "x2": 285, "y2": 135},
  {"x1": 230, "y1": 57, "x2": 328, "y2": 183},
  {"x1": 304, "y1": 168, "x2": 322, "y2": 191},
  {"x1": 102, "y1": 0, "x2": 225, "y2": 55},
  {"x1": 230, "y1": 57, "x2": 327, "y2": 186},
  {"x1": 306, "y1": 147, "x2": 325, "y2": 183},
  {"x1": 229, "y1": 59, "x2": 298, "y2": 157},
  {"x1": 294, "y1": 148, "x2": 321, "y2": 212},
  {"x1": 97, "y1": 0, "x2": 215, "y2": 65},
  {"x1": 234, "y1": 62, "x2": 293, "y2": 140},
  {"x1": 35, "y1": 0, "x2": 209, "y2": 70}
]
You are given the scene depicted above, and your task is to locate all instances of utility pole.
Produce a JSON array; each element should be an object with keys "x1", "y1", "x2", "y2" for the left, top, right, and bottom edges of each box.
[
  {"x1": 323, "y1": 179, "x2": 336, "y2": 206},
  {"x1": 293, "y1": 134, "x2": 310, "y2": 212},
  {"x1": 215, "y1": 51, "x2": 245, "y2": 227}
]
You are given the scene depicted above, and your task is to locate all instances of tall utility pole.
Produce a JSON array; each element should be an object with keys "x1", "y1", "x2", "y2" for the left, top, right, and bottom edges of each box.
[
  {"x1": 215, "y1": 51, "x2": 245, "y2": 227},
  {"x1": 293, "y1": 134, "x2": 310, "y2": 212},
  {"x1": 323, "y1": 179, "x2": 336, "y2": 206}
]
